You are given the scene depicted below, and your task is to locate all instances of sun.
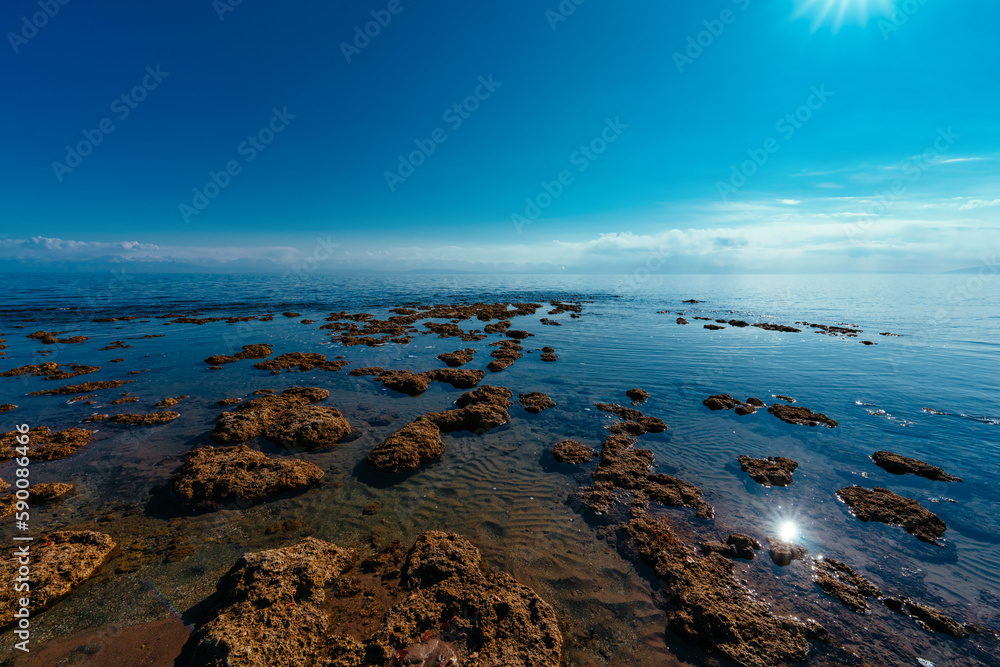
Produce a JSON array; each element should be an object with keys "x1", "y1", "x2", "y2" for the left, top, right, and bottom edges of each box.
[{"x1": 793, "y1": 0, "x2": 897, "y2": 32}]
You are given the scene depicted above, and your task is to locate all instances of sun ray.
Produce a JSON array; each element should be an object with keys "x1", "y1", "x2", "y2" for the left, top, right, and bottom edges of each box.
[{"x1": 793, "y1": 0, "x2": 897, "y2": 32}]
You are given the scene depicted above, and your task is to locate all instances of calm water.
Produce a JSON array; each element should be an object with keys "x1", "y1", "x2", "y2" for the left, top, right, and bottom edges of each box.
[{"x1": 0, "y1": 272, "x2": 998, "y2": 666}]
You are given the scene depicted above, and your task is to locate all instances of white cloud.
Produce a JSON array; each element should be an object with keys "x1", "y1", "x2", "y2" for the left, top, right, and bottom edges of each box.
[
  {"x1": 0, "y1": 236, "x2": 300, "y2": 264},
  {"x1": 959, "y1": 198, "x2": 1000, "y2": 211}
]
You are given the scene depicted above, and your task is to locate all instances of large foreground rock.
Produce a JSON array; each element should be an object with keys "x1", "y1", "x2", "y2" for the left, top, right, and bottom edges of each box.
[
  {"x1": 192, "y1": 532, "x2": 562, "y2": 667},
  {"x1": 0, "y1": 531, "x2": 115, "y2": 627},
  {"x1": 171, "y1": 445, "x2": 324, "y2": 503},
  {"x1": 623, "y1": 513, "x2": 825, "y2": 667},
  {"x1": 837, "y1": 486, "x2": 947, "y2": 545}
]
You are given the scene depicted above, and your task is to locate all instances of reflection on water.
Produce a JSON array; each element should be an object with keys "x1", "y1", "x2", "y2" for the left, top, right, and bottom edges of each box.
[{"x1": 1, "y1": 273, "x2": 999, "y2": 666}]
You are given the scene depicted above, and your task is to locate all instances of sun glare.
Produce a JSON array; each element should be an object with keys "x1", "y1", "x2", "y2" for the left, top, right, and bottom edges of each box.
[
  {"x1": 778, "y1": 521, "x2": 799, "y2": 542},
  {"x1": 794, "y1": 0, "x2": 897, "y2": 31}
]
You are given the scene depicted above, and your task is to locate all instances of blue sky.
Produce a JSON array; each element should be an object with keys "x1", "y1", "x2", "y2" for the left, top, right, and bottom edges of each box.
[{"x1": 1, "y1": 0, "x2": 997, "y2": 272}]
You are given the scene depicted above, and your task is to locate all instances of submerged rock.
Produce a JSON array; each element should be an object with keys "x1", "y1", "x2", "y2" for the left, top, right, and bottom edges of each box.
[
  {"x1": 0, "y1": 531, "x2": 115, "y2": 627},
  {"x1": 552, "y1": 439, "x2": 597, "y2": 464},
  {"x1": 883, "y1": 597, "x2": 974, "y2": 638},
  {"x1": 738, "y1": 455, "x2": 798, "y2": 487},
  {"x1": 26, "y1": 330, "x2": 88, "y2": 345},
  {"x1": 171, "y1": 445, "x2": 324, "y2": 503},
  {"x1": 767, "y1": 537, "x2": 808, "y2": 567},
  {"x1": 594, "y1": 403, "x2": 667, "y2": 435},
  {"x1": 837, "y1": 486, "x2": 947, "y2": 545},
  {"x1": 367, "y1": 418, "x2": 445, "y2": 473},
  {"x1": 813, "y1": 558, "x2": 881, "y2": 614},
  {"x1": 871, "y1": 450, "x2": 962, "y2": 482},
  {"x1": 701, "y1": 533, "x2": 761, "y2": 561},
  {"x1": 0, "y1": 482, "x2": 74, "y2": 517},
  {"x1": 518, "y1": 391, "x2": 555, "y2": 414},
  {"x1": 155, "y1": 395, "x2": 188, "y2": 408},
  {"x1": 623, "y1": 513, "x2": 823, "y2": 667},
  {"x1": 582, "y1": 433, "x2": 713, "y2": 519},
  {"x1": 192, "y1": 532, "x2": 562, "y2": 667},
  {"x1": 0, "y1": 426, "x2": 95, "y2": 462},
  {"x1": 437, "y1": 348, "x2": 475, "y2": 367},
  {"x1": 767, "y1": 403, "x2": 838, "y2": 428},
  {"x1": 1, "y1": 362, "x2": 99, "y2": 380}
]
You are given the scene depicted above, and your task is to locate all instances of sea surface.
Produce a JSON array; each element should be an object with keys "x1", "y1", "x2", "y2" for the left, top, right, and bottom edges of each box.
[{"x1": 0, "y1": 272, "x2": 998, "y2": 666}]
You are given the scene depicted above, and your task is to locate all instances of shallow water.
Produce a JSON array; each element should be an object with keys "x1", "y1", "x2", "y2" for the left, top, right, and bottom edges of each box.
[{"x1": 0, "y1": 272, "x2": 998, "y2": 666}]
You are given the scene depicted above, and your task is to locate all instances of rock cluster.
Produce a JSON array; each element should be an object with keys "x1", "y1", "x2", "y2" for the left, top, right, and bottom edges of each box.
[
  {"x1": 191, "y1": 532, "x2": 562, "y2": 667},
  {"x1": 552, "y1": 439, "x2": 597, "y2": 464}
]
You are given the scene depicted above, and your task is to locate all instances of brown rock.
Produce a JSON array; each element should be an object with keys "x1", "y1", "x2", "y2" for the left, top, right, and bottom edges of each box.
[
  {"x1": 267, "y1": 405, "x2": 351, "y2": 450},
  {"x1": 0, "y1": 404, "x2": 15, "y2": 413},
  {"x1": 552, "y1": 439, "x2": 597, "y2": 464},
  {"x1": 28, "y1": 379, "x2": 134, "y2": 396},
  {"x1": 752, "y1": 323, "x2": 801, "y2": 333},
  {"x1": 0, "y1": 483, "x2": 75, "y2": 517},
  {"x1": 837, "y1": 486, "x2": 947, "y2": 545},
  {"x1": 701, "y1": 534, "x2": 760, "y2": 561},
  {"x1": 210, "y1": 387, "x2": 330, "y2": 444},
  {"x1": 676, "y1": 317, "x2": 689, "y2": 325},
  {"x1": 171, "y1": 445, "x2": 324, "y2": 503},
  {"x1": 883, "y1": 597, "x2": 973, "y2": 638},
  {"x1": 1, "y1": 362, "x2": 99, "y2": 380},
  {"x1": 871, "y1": 451, "x2": 962, "y2": 482},
  {"x1": 767, "y1": 537, "x2": 808, "y2": 566},
  {"x1": 595, "y1": 403, "x2": 667, "y2": 434},
  {"x1": 738, "y1": 455, "x2": 798, "y2": 487},
  {"x1": 581, "y1": 434, "x2": 712, "y2": 519},
  {"x1": 204, "y1": 344, "x2": 273, "y2": 365},
  {"x1": 767, "y1": 403, "x2": 837, "y2": 428},
  {"x1": 813, "y1": 558, "x2": 881, "y2": 614},
  {"x1": 623, "y1": 513, "x2": 820, "y2": 667},
  {"x1": 217, "y1": 397, "x2": 242, "y2": 406},
  {"x1": 109, "y1": 411, "x2": 180, "y2": 425},
  {"x1": 253, "y1": 352, "x2": 348, "y2": 373},
  {"x1": 0, "y1": 531, "x2": 115, "y2": 628},
  {"x1": 367, "y1": 418, "x2": 445, "y2": 473},
  {"x1": 704, "y1": 324, "x2": 726, "y2": 330},
  {"x1": 155, "y1": 395, "x2": 188, "y2": 408},
  {"x1": 193, "y1": 532, "x2": 562, "y2": 667},
  {"x1": 437, "y1": 348, "x2": 475, "y2": 367},
  {"x1": 349, "y1": 366, "x2": 384, "y2": 377},
  {"x1": 26, "y1": 330, "x2": 88, "y2": 345},
  {"x1": 0, "y1": 426, "x2": 94, "y2": 462},
  {"x1": 518, "y1": 391, "x2": 555, "y2": 414},
  {"x1": 625, "y1": 388, "x2": 649, "y2": 404}
]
